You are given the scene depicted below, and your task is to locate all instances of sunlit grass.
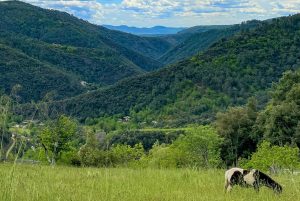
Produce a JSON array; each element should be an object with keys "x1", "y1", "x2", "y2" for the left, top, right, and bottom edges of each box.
[{"x1": 0, "y1": 164, "x2": 299, "y2": 201}]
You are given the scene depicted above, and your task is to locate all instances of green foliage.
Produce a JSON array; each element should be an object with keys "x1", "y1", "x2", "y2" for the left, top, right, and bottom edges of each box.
[
  {"x1": 0, "y1": 1, "x2": 175, "y2": 102},
  {"x1": 172, "y1": 126, "x2": 223, "y2": 168},
  {"x1": 78, "y1": 129, "x2": 108, "y2": 167},
  {"x1": 144, "y1": 126, "x2": 223, "y2": 168},
  {"x1": 89, "y1": 116, "x2": 138, "y2": 133},
  {"x1": 256, "y1": 70, "x2": 300, "y2": 146},
  {"x1": 216, "y1": 98, "x2": 258, "y2": 166},
  {"x1": 243, "y1": 141, "x2": 300, "y2": 172},
  {"x1": 160, "y1": 25, "x2": 232, "y2": 47},
  {"x1": 3, "y1": 2, "x2": 300, "y2": 170},
  {"x1": 79, "y1": 130, "x2": 145, "y2": 167},
  {"x1": 110, "y1": 143, "x2": 145, "y2": 167},
  {"x1": 108, "y1": 129, "x2": 183, "y2": 151},
  {"x1": 78, "y1": 147, "x2": 108, "y2": 167},
  {"x1": 143, "y1": 142, "x2": 182, "y2": 168},
  {"x1": 0, "y1": 31, "x2": 144, "y2": 86},
  {"x1": 0, "y1": 44, "x2": 84, "y2": 102},
  {"x1": 39, "y1": 115, "x2": 78, "y2": 164},
  {"x1": 159, "y1": 21, "x2": 259, "y2": 64},
  {"x1": 23, "y1": 147, "x2": 49, "y2": 163},
  {"x1": 51, "y1": 14, "x2": 300, "y2": 125},
  {"x1": 0, "y1": 1, "x2": 165, "y2": 70},
  {"x1": 0, "y1": 94, "x2": 15, "y2": 159}
]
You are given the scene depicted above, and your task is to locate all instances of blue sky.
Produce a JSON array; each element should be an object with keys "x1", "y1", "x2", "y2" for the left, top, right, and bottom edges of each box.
[{"x1": 17, "y1": 0, "x2": 300, "y2": 27}]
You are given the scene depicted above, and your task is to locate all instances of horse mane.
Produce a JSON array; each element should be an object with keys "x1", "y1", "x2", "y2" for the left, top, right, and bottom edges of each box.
[{"x1": 256, "y1": 170, "x2": 282, "y2": 193}]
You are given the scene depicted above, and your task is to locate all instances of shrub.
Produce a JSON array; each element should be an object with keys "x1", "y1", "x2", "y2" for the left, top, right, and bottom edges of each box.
[
  {"x1": 243, "y1": 141, "x2": 300, "y2": 173},
  {"x1": 78, "y1": 146, "x2": 110, "y2": 167},
  {"x1": 143, "y1": 126, "x2": 223, "y2": 168},
  {"x1": 172, "y1": 126, "x2": 223, "y2": 168},
  {"x1": 110, "y1": 143, "x2": 145, "y2": 167},
  {"x1": 142, "y1": 142, "x2": 183, "y2": 168}
]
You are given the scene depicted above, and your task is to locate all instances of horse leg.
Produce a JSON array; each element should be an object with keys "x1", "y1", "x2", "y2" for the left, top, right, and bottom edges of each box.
[
  {"x1": 253, "y1": 181, "x2": 259, "y2": 193},
  {"x1": 224, "y1": 180, "x2": 229, "y2": 193},
  {"x1": 226, "y1": 184, "x2": 233, "y2": 193}
]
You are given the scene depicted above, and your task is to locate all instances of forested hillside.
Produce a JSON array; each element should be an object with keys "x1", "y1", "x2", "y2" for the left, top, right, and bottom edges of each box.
[
  {"x1": 0, "y1": 31, "x2": 144, "y2": 85},
  {"x1": 0, "y1": 1, "x2": 168, "y2": 66},
  {"x1": 2, "y1": 1, "x2": 300, "y2": 127},
  {"x1": 0, "y1": 1, "x2": 248, "y2": 103},
  {"x1": 0, "y1": 1, "x2": 174, "y2": 101},
  {"x1": 159, "y1": 21, "x2": 260, "y2": 64},
  {"x1": 45, "y1": 14, "x2": 300, "y2": 125},
  {"x1": 158, "y1": 25, "x2": 231, "y2": 46},
  {"x1": 0, "y1": 43, "x2": 84, "y2": 102}
]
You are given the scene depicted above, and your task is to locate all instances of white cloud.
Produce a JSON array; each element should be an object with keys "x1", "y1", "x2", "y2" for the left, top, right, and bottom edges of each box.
[
  {"x1": 120, "y1": 0, "x2": 259, "y2": 17},
  {"x1": 23, "y1": 0, "x2": 104, "y2": 23},
  {"x1": 1, "y1": 0, "x2": 300, "y2": 27},
  {"x1": 269, "y1": 0, "x2": 300, "y2": 14}
]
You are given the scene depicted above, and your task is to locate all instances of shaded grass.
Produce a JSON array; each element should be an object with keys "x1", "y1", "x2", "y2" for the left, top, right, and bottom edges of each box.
[{"x1": 0, "y1": 164, "x2": 299, "y2": 201}]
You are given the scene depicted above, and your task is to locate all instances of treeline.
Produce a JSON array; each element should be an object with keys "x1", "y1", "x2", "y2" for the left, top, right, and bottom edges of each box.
[
  {"x1": 77, "y1": 70, "x2": 300, "y2": 170},
  {"x1": 2, "y1": 70, "x2": 300, "y2": 171},
  {"x1": 216, "y1": 70, "x2": 300, "y2": 170}
]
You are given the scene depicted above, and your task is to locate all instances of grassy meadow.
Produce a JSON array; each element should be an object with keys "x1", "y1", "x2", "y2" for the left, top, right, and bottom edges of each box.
[{"x1": 0, "y1": 164, "x2": 299, "y2": 201}]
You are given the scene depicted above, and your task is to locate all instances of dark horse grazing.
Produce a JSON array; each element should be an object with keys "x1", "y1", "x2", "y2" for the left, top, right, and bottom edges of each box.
[{"x1": 225, "y1": 168, "x2": 282, "y2": 193}]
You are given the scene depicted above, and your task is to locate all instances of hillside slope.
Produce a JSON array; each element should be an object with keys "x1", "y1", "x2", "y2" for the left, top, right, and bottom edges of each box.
[
  {"x1": 0, "y1": 1, "x2": 166, "y2": 73},
  {"x1": 159, "y1": 25, "x2": 231, "y2": 46},
  {"x1": 46, "y1": 14, "x2": 300, "y2": 125},
  {"x1": 0, "y1": 44, "x2": 84, "y2": 102},
  {"x1": 0, "y1": 1, "x2": 177, "y2": 101},
  {"x1": 0, "y1": 31, "x2": 145, "y2": 85},
  {"x1": 159, "y1": 21, "x2": 260, "y2": 64}
]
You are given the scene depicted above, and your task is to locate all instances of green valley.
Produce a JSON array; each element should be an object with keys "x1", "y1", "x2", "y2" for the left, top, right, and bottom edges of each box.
[{"x1": 1, "y1": 1, "x2": 300, "y2": 200}]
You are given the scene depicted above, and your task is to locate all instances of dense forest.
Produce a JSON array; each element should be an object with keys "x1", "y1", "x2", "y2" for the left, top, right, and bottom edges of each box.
[
  {"x1": 1, "y1": 70, "x2": 300, "y2": 169},
  {"x1": 0, "y1": 1, "x2": 163, "y2": 101},
  {"x1": 0, "y1": 43, "x2": 85, "y2": 101},
  {"x1": 0, "y1": 1, "x2": 241, "y2": 102},
  {"x1": 0, "y1": 1, "x2": 300, "y2": 171},
  {"x1": 35, "y1": 13, "x2": 300, "y2": 127},
  {"x1": 159, "y1": 21, "x2": 260, "y2": 64}
]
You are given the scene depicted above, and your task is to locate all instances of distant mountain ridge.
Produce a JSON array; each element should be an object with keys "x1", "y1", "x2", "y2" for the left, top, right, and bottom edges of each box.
[
  {"x1": 159, "y1": 21, "x2": 260, "y2": 64},
  {"x1": 45, "y1": 14, "x2": 300, "y2": 125},
  {"x1": 6, "y1": 0, "x2": 300, "y2": 128},
  {"x1": 1, "y1": 1, "x2": 236, "y2": 103},
  {"x1": 103, "y1": 25, "x2": 186, "y2": 36},
  {"x1": 0, "y1": 1, "x2": 172, "y2": 101}
]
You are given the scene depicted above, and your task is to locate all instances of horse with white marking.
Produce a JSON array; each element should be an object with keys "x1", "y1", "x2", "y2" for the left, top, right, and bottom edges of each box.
[{"x1": 224, "y1": 167, "x2": 282, "y2": 194}]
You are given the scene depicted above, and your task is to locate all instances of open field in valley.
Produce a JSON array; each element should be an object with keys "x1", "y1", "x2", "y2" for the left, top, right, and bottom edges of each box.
[{"x1": 0, "y1": 164, "x2": 299, "y2": 201}]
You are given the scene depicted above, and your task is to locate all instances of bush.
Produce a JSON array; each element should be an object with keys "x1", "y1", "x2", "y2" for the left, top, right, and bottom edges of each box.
[
  {"x1": 243, "y1": 141, "x2": 300, "y2": 173},
  {"x1": 78, "y1": 146, "x2": 110, "y2": 167},
  {"x1": 59, "y1": 149, "x2": 80, "y2": 166},
  {"x1": 172, "y1": 126, "x2": 223, "y2": 168},
  {"x1": 142, "y1": 142, "x2": 183, "y2": 168},
  {"x1": 23, "y1": 147, "x2": 49, "y2": 164},
  {"x1": 143, "y1": 126, "x2": 223, "y2": 168},
  {"x1": 79, "y1": 144, "x2": 145, "y2": 168},
  {"x1": 110, "y1": 143, "x2": 145, "y2": 167}
]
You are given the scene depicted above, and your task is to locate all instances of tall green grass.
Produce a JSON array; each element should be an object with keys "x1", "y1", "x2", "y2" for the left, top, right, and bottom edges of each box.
[{"x1": 0, "y1": 164, "x2": 299, "y2": 201}]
